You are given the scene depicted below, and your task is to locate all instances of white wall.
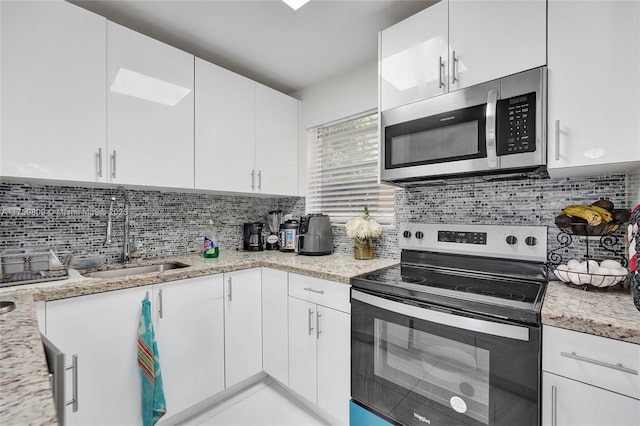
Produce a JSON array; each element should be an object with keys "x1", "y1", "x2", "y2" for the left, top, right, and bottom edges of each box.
[{"x1": 292, "y1": 59, "x2": 378, "y2": 196}]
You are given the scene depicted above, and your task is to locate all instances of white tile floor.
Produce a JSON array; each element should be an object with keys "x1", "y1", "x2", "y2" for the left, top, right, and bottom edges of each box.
[{"x1": 179, "y1": 378, "x2": 330, "y2": 426}]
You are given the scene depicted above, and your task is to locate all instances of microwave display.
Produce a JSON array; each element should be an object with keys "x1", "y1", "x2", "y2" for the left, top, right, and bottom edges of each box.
[{"x1": 497, "y1": 92, "x2": 536, "y2": 155}]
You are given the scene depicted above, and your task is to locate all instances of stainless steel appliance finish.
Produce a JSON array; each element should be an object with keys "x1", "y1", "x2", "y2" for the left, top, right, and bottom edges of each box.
[
  {"x1": 297, "y1": 214, "x2": 333, "y2": 256},
  {"x1": 381, "y1": 67, "x2": 547, "y2": 184},
  {"x1": 279, "y1": 220, "x2": 299, "y2": 252},
  {"x1": 350, "y1": 223, "x2": 548, "y2": 426}
]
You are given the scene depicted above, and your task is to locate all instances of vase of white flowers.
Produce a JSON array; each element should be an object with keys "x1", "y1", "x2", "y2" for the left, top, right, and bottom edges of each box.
[{"x1": 345, "y1": 205, "x2": 382, "y2": 260}]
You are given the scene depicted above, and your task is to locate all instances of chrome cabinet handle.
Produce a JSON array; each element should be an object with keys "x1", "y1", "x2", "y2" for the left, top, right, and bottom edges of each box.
[
  {"x1": 316, "y1": 311, "x2": 322, "y2": 339},
  {"x1": 554, "y1": 120, "x2": 560, "y2": 161},
  {"x1": 66, "y1": 354, "x2": 78, "y2": 412},
  {"x1": 228, "y1": 277, "x2": 233, "y2": 301},
  {"x1": 96, "y1": 148, "x2": 103, "y2": 178},
  {"x1": 250, "y1": 170, "x2": 255, "y2": 191},
  {"x1": 485, "y1": 89, "x2": 498, "y2": 169},
  {"x1": 111, "y1": 150, "x2": 117, "y2": 179},
  {"x1": 158, "y1": 289, "x2": 163, "y2": 319},
  {"x1": 308, "y1": 308, "x2": 314, "y2": 336},
  {"x1": 451, "y1": 51, "x2": 458, "y2": 84},
  {"x1": 551, "y1": 385, "x2": 557, "y2": 426},
  {"x1": 303, "y1": 287, "x2": 324, "y2": 295},
  {"x1": 560, "y1": 351, "x2": 639, "y2": 375},
  {"x1": 258, "y1": 170, "x2": 262, "y2": 191},
  {"x1": 438, "y1": 56, "x2": 445, "y2": 89}
]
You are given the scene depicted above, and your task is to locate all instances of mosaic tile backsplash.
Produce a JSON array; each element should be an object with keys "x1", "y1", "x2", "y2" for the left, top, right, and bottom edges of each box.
[
  {"x1": 0, "y1": 173, "x2": 633, "y2": 267},
  {"x1": 0, "y1": 182, "x2": 305, "y2": 264}
]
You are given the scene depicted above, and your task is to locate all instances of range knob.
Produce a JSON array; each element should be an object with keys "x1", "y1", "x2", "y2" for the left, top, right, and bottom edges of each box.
[
  {"x1": 505, "y1": 235, "x2": 518, "y2": 245},
  {"x1": 403, "y1": 230, "x2": 412, "y2": 239},
  {"x1": 415, "y1": 231, "x2": 424, "y2": 239},
  {"x1": 525, "y1": 236, "x2": 538, "y2": 247}
]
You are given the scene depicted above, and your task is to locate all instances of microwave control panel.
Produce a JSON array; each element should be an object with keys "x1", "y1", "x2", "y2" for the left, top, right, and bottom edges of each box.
[{"x1": 497, "y1": 92, "x2": 536, "y2": 155}]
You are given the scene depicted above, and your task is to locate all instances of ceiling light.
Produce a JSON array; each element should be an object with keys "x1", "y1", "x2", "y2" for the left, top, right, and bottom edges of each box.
[
  {"x1": 283, "y1": 0, "x2": 310, "y2": 11},
  {"x1": 110, "y1": 68, "x2": 191, "y2": 106}
]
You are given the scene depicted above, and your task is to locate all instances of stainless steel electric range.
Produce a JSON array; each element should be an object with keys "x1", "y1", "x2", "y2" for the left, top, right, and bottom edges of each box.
[{"x1": 350, "y1": 223, "x2": 548, "y2": 426}]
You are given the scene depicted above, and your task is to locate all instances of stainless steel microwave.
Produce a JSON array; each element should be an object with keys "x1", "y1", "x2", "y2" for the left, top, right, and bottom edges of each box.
[{"x1": 380, "y1": 67, "x2": 547, "y2": 184}]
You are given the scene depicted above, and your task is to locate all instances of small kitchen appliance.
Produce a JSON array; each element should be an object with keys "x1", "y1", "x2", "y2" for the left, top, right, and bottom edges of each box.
[
  {"x1": 350, "y1": 223, "x2": 548, "y2": 426},
  {"x1": 279, "y1": 220, "x2": 298, "y2": 252},
  {"x1": 381, "y1": 67, "x2": 547, "y2": 184},
  {"x1": 266, "y1": 210, "x2": 282, "y2": 250},
  {"x1": 297, "y1": 214, "x2": 333, "y2": 256},
  {"x1": 243, "y1": 222, "x2": 264, "y2": 251}
]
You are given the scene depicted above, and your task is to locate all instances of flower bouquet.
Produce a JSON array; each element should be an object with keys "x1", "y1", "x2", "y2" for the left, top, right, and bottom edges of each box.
[{"x1": 345, "y1": 205, "x2": 382, "y2": 260}]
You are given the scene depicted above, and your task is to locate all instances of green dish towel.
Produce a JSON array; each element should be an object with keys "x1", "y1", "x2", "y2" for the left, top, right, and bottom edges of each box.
[{"x1": 138, "y1": 299, "x2": 167, "y2": 426}]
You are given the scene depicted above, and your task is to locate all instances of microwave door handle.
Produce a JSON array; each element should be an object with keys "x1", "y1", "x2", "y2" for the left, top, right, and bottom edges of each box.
[{"x1": 486, "y1": 89, "x2": 498, "y2": 169}]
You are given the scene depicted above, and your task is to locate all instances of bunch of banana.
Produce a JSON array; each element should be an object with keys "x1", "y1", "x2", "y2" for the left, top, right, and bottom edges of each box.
[{"x1": 555, "y1": 199, "x2": 630, "y2": 236}]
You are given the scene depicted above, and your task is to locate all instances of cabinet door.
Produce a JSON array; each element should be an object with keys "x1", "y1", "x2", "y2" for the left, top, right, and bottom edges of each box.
[
  {"x1": 107, "y1": 21, "x2": 194, "y2": 189},
  {"x1": 547, "y1": 0, "x2": 640, "y2": 177},
  {"x1": 46, "y1": 286, "x2": 149, "y2": 426},
  {"x1": 449, "y1": 0, "x2": 546, "y2": 90},
  {"x1": 317, "y1": 305, "x2": 351, "y2": 425},
  {"x1": 195, "y1": 58, "x2": 256, "y2": 192},
  {"x1": 1, "y1": 0, "x2": 106, "y2": 182},
  {"x1": 542, "y1": 372, "x2": 640, "y2": 426},
  {"x1": 153, "y1": 276, "x2": 225, "y2": 421},
  {"x1": 224, "y1": 268, "x2": 263, "y2": 388},
  {"x1": 379, "y1": 0, "x2": 448, "y2": 111},
  {"x1": 288, "y1": 297, "x2": 318, "y2": 404},
  {"x1": 255, "y1": 84, "x2": 299, "y2": 196},
  {"x1": 262, "y1": 268, "x2": 289, "y2": 385}
]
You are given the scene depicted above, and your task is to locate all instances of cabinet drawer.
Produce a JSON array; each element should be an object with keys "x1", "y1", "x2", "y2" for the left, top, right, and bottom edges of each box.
[
  {"x1": 288, "y1": 273, "x2": 351, "y2": 313},
  {"x1": 543, "y1": 325, "x2": 640, "y2": 399}
]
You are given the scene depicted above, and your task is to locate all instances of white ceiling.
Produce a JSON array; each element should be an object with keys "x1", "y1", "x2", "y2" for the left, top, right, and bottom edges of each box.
[{"x1": 70, "y1": 0, "x2": 434, "y2": 95}]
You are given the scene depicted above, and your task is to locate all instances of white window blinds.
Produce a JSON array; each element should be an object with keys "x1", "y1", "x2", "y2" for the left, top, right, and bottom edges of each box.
[{"x1": 306, "y1": 112, "x2": 395, "y2": 225}]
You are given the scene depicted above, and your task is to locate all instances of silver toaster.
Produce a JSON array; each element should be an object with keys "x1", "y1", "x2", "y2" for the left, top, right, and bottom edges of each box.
[{"x1": 298, "y1": 214, "x2": 333, "y2": 256}]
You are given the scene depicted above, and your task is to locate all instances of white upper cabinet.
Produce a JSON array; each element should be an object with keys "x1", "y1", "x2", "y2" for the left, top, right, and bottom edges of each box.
[
  {"x1": 380, "y1": 0, "x2": 448, "y2": 112},
  {"x1": 448, "y1": 0, "x2": 546, "y2": 91},
  {"x1": 195, "y1": 59, "x2": 255, "y2": 193},
  {"x1": 1, "y1": 0, "x2": 107, "y2": 182},
  {"x1": 107, "y1": 22, "x2": 194, "y2": 189},
  {"x1": 255, "y1": 84, "x2": 299, "y2": 196},
  {"x1": 379, "y1": 0, "x2": 546, "y2": 111},
  {"x1": 195, "y1": 59, "x2": 299, "y2": 196},
  {"x1": 547, "y1": 0, "x2": 640, "y2": 178}
]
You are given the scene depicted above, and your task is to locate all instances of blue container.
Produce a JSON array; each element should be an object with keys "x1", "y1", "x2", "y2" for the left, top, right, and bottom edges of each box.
[{"x1": 350, "y1": 400, "x2": 392, "y2": 426}]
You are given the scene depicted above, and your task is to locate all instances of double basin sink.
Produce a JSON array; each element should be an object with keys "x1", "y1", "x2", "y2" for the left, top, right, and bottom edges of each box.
[{"x1": 82, "y1": 262, "x2": 189, "y2": 279}]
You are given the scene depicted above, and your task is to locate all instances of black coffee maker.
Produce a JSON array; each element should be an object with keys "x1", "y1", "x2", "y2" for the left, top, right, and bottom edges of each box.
[{"x1": 243, "y1": 222, "x2": 264, "y2": 251}]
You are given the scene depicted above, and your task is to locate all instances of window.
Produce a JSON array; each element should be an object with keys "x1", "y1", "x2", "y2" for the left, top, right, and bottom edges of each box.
[{"x1": 306, "y1": 112, "x2": 395, "y2": 225}]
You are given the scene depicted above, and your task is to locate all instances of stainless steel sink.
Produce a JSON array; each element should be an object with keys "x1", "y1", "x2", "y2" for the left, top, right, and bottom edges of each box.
[{"x1": 82, "y1": 262, "x2": 189, "y2": 279}]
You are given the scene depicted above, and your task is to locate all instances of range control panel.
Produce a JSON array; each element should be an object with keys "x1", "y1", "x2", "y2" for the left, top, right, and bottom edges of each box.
[
  {"x1": 399, "y1": 223, "x2": 547, "y2": 262},
  {"x1": 437, "y1": 231, "x2": 487, "y2": 245}
]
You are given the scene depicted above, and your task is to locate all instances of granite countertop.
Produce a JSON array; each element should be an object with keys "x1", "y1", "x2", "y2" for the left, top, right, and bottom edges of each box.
[
  {"x1": 3, "y1": 252, "x2": 640, "y2": 425},
  {"x1": 541, "y1": 280, "x2": 640, "y2": 344},
  {"x1": 0, "y1": 250, "x2": 397, "y2": 425}
]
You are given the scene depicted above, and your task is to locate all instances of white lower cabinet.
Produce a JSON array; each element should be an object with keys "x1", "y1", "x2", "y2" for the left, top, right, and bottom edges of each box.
[
  {"x1": 224, "y1": 268, "x2": 263, "y2": 388},
  {"x1": 542, "y1": 325, "x2": 640, "y2": 426},
  {"x1": 262, "y1": 268, "x2": 289, "y2": 385},
  {"x1": 45, "y1": 286, "x2": 148, "y2": 426},
  {"x1": 153, "y1": 275, "x2": 225, "y2": 422},
  {"x1": 542, "y1": 372, "x2": 640, "y2": 426},
  {"x1": 288, "y1": 273, "x2": 351, "y2": 425}
]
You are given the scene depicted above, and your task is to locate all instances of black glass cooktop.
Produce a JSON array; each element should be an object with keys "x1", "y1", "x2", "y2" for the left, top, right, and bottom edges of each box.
[{"x1": 351, "y1": 262, "x2": 547, "y2": 324}]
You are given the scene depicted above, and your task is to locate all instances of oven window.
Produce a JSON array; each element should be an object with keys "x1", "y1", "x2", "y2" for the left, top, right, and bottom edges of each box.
[
  {"x1": 390, "y1": 120, "x2": 479, "y2": 166},
  {"x1": 374, "y1": 319, "x2": 490, "y2": 424}
]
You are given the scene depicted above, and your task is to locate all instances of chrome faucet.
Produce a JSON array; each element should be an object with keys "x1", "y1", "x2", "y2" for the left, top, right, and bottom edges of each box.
[{"x1": 105, "y1": 187, "x2": 134, "y2": 263}]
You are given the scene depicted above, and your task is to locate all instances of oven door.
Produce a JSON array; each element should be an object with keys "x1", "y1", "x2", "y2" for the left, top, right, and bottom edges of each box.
[{"x1": 351, "y1": 289, "x2": 540, "y2": 426}]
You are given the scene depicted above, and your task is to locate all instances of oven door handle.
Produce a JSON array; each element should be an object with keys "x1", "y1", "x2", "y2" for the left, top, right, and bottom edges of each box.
[
  {"x1": 485, "y1": 89, "x2": 498, "y2": 169},
  {"x1": 351, "y1": 290, "x2": 530, "y2": 341}
]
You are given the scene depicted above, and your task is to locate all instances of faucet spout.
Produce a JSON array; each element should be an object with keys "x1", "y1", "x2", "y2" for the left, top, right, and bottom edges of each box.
[
  {"x1": 115, "y1": 186, "x2": 133, "y2": 263},
  {"x1": 105, "y1": 197, "x2": 115, "y2": 245}
]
